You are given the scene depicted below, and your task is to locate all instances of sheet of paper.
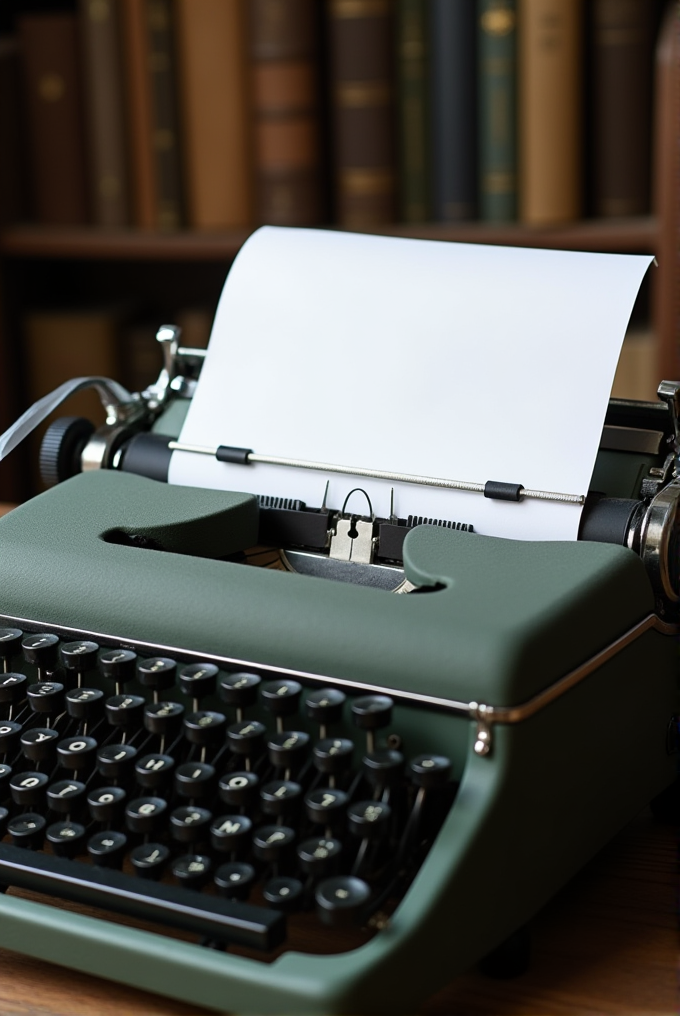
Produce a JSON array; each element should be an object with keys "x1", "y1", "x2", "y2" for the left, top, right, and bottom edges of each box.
[{"x1": 169, "y1": 227, "x2": 653, "y2": 541}]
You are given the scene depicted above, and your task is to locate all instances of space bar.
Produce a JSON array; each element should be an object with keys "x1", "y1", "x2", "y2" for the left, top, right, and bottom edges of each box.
[{"x1": 0, "y1": 844, "x2": 285, "y2": 951}]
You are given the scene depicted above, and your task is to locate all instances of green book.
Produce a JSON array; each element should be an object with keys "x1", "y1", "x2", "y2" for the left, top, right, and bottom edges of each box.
[
  {"x1": 478, "y1": 0, "x2": 516, "y2": 221},
  {"x1": 397, "y1": 0, "x2": 429, "y2": 222}
]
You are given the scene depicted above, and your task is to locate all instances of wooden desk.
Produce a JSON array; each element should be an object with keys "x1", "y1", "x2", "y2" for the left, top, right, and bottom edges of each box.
[{"x1": 0, "y1": 809, "x2": 675, "y2": 1015}]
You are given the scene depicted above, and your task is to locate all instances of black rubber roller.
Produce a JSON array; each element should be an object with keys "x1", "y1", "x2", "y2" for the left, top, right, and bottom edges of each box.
[{"x1": 39, "y1": 417, "x2": 94, "y2": 488}]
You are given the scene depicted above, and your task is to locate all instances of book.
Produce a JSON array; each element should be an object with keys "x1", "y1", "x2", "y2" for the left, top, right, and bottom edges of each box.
[
  {"x1": 396, "y1": 0, "x2": 429, "y2": 222},
  {"x1": 518, "y1": 0, "x2": 583, "y2": 224},
  {"x1": 0, "y1": 36, "x2": 28, "y2": 225},
  {"x1": 79, "y1": 0, "x2": 130, "y2": 227},
  {"x1": 18, "y1": 14, "x2": 89, "y2": 224},
  {"x1": 175, "y1": 0, "x2": 252, "y2": 229},
  {"x1": 327, "y1": 0, "x2": 396, "y2": 227},
  {"x1": 591, "y1": 0, "x2": 654, "y2": 218},
  {"x1": 249, "y1": 0, "x2": 323, "y2": 225},
  {"x1": 429, "y1": 0, "x2": 477, "y2": 222},
  {"x1": 120, "y1": 0, "x2": 184, "y2": 229},
  {"x1": 477, "y1": 0, "x2": 517, "y2": 221}
]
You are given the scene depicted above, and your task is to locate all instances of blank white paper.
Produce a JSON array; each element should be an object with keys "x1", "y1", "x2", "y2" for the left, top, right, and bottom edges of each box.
[{"x1": 168, "y1": 227, "x2": 653, "y2": 541}]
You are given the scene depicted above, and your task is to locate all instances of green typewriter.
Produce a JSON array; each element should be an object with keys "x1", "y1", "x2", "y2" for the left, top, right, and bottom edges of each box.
[{"x1": 0, "y1": 320, "x2": 676, "y2": 1014}]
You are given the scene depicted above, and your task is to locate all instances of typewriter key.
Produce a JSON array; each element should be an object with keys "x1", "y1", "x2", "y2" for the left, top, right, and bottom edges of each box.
[
  {"x1": 8, "y1": 812, "x2": 46, "y2": 850},
  {"x1": 409, "y1": 754, "x2": 452, "y2": 789},
  {"x1": 267, "y1": 730, "x2": 310, "y2": 771},
  {"x1": 262, "y1": 875, "x2": 303, "y2": 912},
  {"x1": 56, "y1": 735, "x2": 98, "y2": 771},
  {"x1": 87, "y1": 785, "x2": 127, "y2": 823},
  {"x1": 10, "y1": 770, "x2": 49, "y2": 807},
  {"x1": 125, "y1": 796, "x2": 168, "y2": 836},
  {"x1": 87, "y1": 829, "x2": 127, "y2": 868},
  {"x1": 347, "y1": 800, "x2": 391, "y2": 840},
  {"x1": 21, "y1": 633, "x2": 59, "y2": 676},
  {"x1": 261, "y1": 680, "x2": 302, "y2": 732},
  {"x1": 363, "y1": 749, "x2": 405, "y2": 791},
  {"x1": 179, "y1": 663, "x2": 219, "y2": 708},
  {"x1": 175, "y1": 761, "x2": 216, "y2": 800},
  {"x1": 105, "y1": 693, "x2": 146, "y2": 731},
  {"x1": 46, "y1": 820, "x2": 86, "y2": 859},
  {"x1": 129, "y1": 841, "x2": 170, "y2": 880},
  {"x1": 297, "y1": 836, "x2": 343, "y2": 878},
  {"x1": 0, "y1": 806, "x2": 7, "y2": 837},
  {"x1": 20, "y1": 726, "x2": 60, "y2": 764},
  {"x1": 96, "y1": 742, "x2": 138, "y2": 780},
  {"x1": 351, "y1": 695, "x2": 394, "y2": 754},
  {"x1": 0, "y1": 720, "x2": 21, "y2": 754},
  {"x1": 252, "y1": 824, "x2": 296, "y2": 864},
  {"x1": 99, "y1": 648, "x2": 137, "y2": 692},
  {"x1": 214, "y1": 860, "x2": 256, "y2": 900},
  {"x1": 305, "y1": 688, "x2": 346, "y2": 736},
  {"x1": 0, "y1": 763, "x2": 11, "y2": 794},
  {"x1": 227, "y1": 720, "x2": 266, "y2": 769},
  {"x1": 144, "y1": 700, "x2": 184, "y2": 741},
  {"x1": 218, "y1": 770, "x2": 259, "y2": 809},
  {"x1": 260, "y1": 780, "x2": 303, "y2": 819},
  {"x1": 0, "y1": 628, "x2": 23, "y2": 671},
  {"x1": 312, "y1": 738, "x2": 354, "y2": 778},
  {"x1": 210, "y1": 813, "x2": 252, "y2": 853},
  {"x1": 173, "y1": 853, "x2": 212, "y2": 889},
  {"x1": 0, "y1": 673, "x2": 27, "y2": 711},
  {"x1": 65, "y1": 686, "x2": 104, "y2": 724},
  {"x1": 315, "y1": 875, "x2": 371, "y2": 927},
  {"x1": 218, "y1": 672, "x2": 261, "y2": 720},
  {"x1": 60, "y1": 641, "x2": 100, "y2": 684},
  {"x1": 170, "y1": 805, "x2": 212, "y2": 844},
  {"x1": 305, "y1": 787, "x2": 348, "y2": 829},
  {"x1": 137, "y1": 656, "x2": 176, "y2": 699},
  {"x1": 135, "y1": 753, "x2": 175, "y2": 790},
  {"x1": 47, "y1": 779, "x2": 87, "y2": 815},
  {"x1": 184, "y1": 710, "x2": 227, "y2": 748},
  {"x1": 26, "y1": 681, "x2": 65, "y2": 721}
]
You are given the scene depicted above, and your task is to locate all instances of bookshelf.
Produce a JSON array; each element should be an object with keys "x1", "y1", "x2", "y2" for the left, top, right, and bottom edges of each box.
[{"x1": 0, "y1": 2, "x2": 677, "y2": 505}]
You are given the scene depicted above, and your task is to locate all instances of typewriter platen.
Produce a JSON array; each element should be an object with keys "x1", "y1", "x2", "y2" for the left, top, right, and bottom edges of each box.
[{"x1": 0, "y1": 327, "x2": 677, "y2": 1015}]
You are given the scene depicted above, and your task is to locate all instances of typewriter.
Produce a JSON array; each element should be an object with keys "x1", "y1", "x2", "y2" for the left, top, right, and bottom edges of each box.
[{"x1": 0, "y1": 321, "x2": 677, "y2": 1015}]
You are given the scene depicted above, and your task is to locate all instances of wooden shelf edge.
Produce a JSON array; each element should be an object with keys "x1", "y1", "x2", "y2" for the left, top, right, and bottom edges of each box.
[{"x1": 0, "y1": 217, "x2": 659, "y2": 261}]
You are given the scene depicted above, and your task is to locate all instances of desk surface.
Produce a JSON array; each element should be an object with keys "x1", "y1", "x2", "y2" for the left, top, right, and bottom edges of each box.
[{"x1": 0, "y1": 810, "x2": 675, "y2": 1016}]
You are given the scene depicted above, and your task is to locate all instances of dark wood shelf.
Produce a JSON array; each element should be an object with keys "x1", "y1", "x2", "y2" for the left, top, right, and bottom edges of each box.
[{"x1": 0, "y1": 216, "x2": 658, "y2": 262}]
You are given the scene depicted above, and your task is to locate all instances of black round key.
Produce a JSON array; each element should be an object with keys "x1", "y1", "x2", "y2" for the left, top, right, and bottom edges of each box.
[
  {"x1": 0, "y1": 763, "x2": 11, "y2": 794},
  {"x1": 105, "y1": 693, "x2": 145, "y2": 729},
  {"x1": 305, "y1": 687, "x2": 346, "y2": 727},
  {"x1": 99, "y1": 648, "x2": 137, "y2": 685},
  {"x1": 129, "y1": 842, "x2": 170, "y2": 880},
  {"x1": 178, "y1": 663, "x2": 219, "y2": 701},
  {"x1": 305, "y1": 787, "x2": 348, "y2": 827},
  {"x1": 173, "y1": 853, "x2": 212, "y2": 889},
  {"x1": 316, "y1": 875, "x2": 371, "y2": 927},
  {"x1": 87, "y1": 829, "x2": 127, "y2": 868},
  {"x1": 218, "y1": 770, "x2": 259, "y2": 809},
  {"x1": 351, "y1": 694, "x2": 393, "y2": 731},
  {"x1": 8, "y1": 812, "x2": 46, "y2": 849},
  {"x1": 20, "y1": 726, "x2": 59, "y2": 764},
  {"x1": 144, "y1": 700, "x2": 184, "y2": 738},
  {"x1": 27, "y1": 680, "x2": 65, "y2": 716},
  {"x1": 87, "y1": 785, "x2": 127, "y2": 823},
  {"x1": 347, "y1": 800, "x2": 391, "y2": 840},
  {"x1": 0, "y1": 628, "x2": 23, "y2": 666},
  {"x1": 137, "y1": 656, "x2": 177, "y2": 693},
  {"x1": 409, "y1": 754, "x2": 452, "y2": 789},
  {"x1": 0, "y1": 672, "x2": 27, "y2": 706},
  {"x1": 267, "y1": 730, "x2": 309, "y2": 770},
  {"x1": 262, "y1": 875, "x2": 303, "y2": 911},
  {"x1": 261, "y1": 679, "x2": 302, "y2": 719},
  {"x1": 170, "y1": 805, "x2": 212, "y2": 844},
  {"x1": 260, "y1": 780, "x2": 303, "y2": 819},
  {"x1": 214, "y1": 861, "x2": 256, "y2": 900},
  {"x1": 312, "y1": 737, "x2": 354, "y2": 776},
  {"x1": 125, "y1": 796, "x2": 167, "y2": 835},
  {"x1": 226, "y1": 719, "x2": 266, "y2": 758},
  {"x1": 22, "y1": 633, "x2": 59, "y2": 671},
  {"x1": 183, "y1": 710, "x2": 227, "y2": 747},
  {"x1": 175, "y1": 761, "x2": 216, "y2": 800},
  {"x1": 56, "y1": 735, "x2": 98, "y2": 771},
  {"x1": 252, "y1": 824, "x2": 295, "y2": 863},
  {"x1": 218, "y1": 672, "x2": 260, "y2": 711},
  {"x1": 0, "y1": 719, "x2": 21, "y2": 753},
  {"x1": 96, "y1": 743, "x2": 138, "y2": 780},
  {"x1": 46, "y1": 820, "x2": 86, "y2": 859},
  {"x1": 134, "y1": 753, "x2": 175, "y2": 790},
  {"x1": 60, "y1": 640, "x2": 99, "y2": 676},
  {"x1": 47, "y1": 779, "x2": 87, "y2": 815},
  {"x1": 297, "y1": 836, "x2": 343, "y2": 877},
  {"x1": 0, "y1": 807, "x2": 8, "y2": 837},
  {"x1": 10, "y1": 770, "x2": 49, "y2": 807},
  {"x1": 65, "y1": 686, "x2": 104, "y2": 722},
  {"x1": 363, "y1": 749, "x2": 404, "y2": 789},
  {"x1": 210, "y1": 813, "x2": 252, "y2": 853}
]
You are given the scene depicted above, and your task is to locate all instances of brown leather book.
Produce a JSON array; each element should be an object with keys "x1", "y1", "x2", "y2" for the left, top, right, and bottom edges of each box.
[
  {"x1": 175, "y1": 0, "x2": 252, "y2": 229},
  {"x1": 327, "y1": 0, "x2": 396, "y2": 227},
  {"x1": 0, "y1": 37, "x2": 28, "y2": 225},
  {"x1": 591, "y1": 0, "x2": 654, "y2": 218},
  {"x1": 18, "y1": 14, "x2": 89, "y2": 225},
  {"x1": 79, "y1": 0, "x2": 130, "y2": 227},
  {"x1": 249, "y1": 0, "x2": 323, "y2": 225},
  {"x1": 518, "y1": 0, "x2": 583, "y2": 224},
  {"x1": 120, "y1": 0, "x2": 156, "y2": 228}
]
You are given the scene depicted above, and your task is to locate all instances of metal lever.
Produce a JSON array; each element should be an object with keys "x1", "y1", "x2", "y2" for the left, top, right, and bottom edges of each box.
[{"x1": 657, "y1": 380, "x2": 680, "y2": 470}]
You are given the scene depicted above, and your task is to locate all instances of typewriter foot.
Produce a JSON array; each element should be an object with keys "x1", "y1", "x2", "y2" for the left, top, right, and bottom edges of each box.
[
  {"x1": 479, "y1": 923, "x2": 531, "y2": 979},
  {"x1": 649, "y1": 777, "x2": 680, "y2": 824}
]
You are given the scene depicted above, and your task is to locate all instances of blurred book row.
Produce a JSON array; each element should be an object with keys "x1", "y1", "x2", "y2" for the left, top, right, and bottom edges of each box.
[{"x1": 0, "y1": 0, "x2": 667, "y2": 231}]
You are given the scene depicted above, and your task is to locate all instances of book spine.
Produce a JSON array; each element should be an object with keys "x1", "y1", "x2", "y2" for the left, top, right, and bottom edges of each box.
[
  {"x1": 429, "y1": 0, "x2": 477, "y2": 222},
  {"x1": 145, "y1": 0, "x2": 184, "y2": 229},
  {"x1": 249, "y1": 0, "x2": 322, "y2": 225},
  {"x1": 591, "y1": 0, "x2": 653, "y2": 218},
  {"x1": 477, "y1": 0, "x2": 516, "y2": 221},
  {"x1": 327, "y1": 0, "x2": 396, "y2": 227},
  {"x1": 120, "y1": 0, "x2": 157, "y2": 228},
  {"x1": 79, "y1": 0, "x2": 130, "y2": 227},
  {"x1": 18, "y1": 14, "x2": 89, "y2": 225},
  {"x1": 0, "y1": 38, "x2": 29, "y2": 225},
  {"x1": 518, "y1": 0, "x2": 583, "y2": 224},
  {"x1": 175, "y1": 0, "x2": 252, "y2": 229},
  {"x1": 396, "y1": 0, "x2": 429, "y2": 222}
]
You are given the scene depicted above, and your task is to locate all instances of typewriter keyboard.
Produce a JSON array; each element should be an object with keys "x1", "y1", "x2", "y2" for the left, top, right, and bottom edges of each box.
[{"x1": 0, "y1": 626, "x2": 459, "y2": 955}]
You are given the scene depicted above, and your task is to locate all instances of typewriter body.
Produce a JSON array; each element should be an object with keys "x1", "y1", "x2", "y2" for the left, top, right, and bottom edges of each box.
[{"x1": 0, "y1": 328, "x2": 677, "y2": 1015}]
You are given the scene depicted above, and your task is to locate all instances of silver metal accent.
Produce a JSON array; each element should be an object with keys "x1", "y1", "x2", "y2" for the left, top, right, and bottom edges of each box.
[
  {"x1": 472, "y1": 713, "x2": 492, "y2": 756},
  {"x1": 656, "y1": 380, "x2": 680, "y2": 464},
  {"x1": 329, "y1": 518, "x2": 375, "y2": 564},
  {"x1": 639, "y1": 478, "x2": 680, "y2": 616},
  {"x1": 142, "y1": 325, "x2": 207, "y2": 409},
  {"x1": 168, "y1": 441, "x2": 586, "y2": 506},
  {"x1": 600, "y1": 425, "x2": 664, "y2": 456}
]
